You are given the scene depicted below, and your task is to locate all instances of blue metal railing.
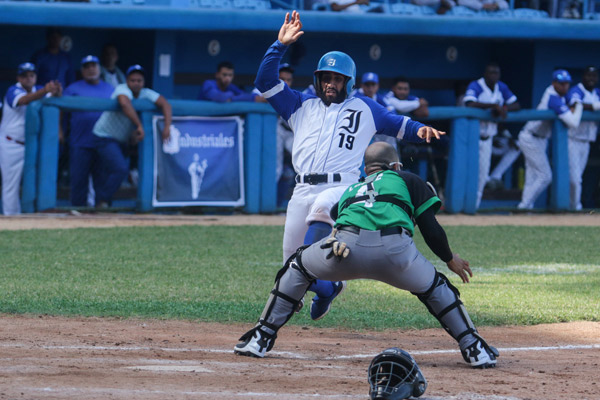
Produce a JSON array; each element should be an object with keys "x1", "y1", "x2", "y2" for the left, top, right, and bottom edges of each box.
[
  {"x1": 23, "y1": 97, "x2": 600, "y2": 214},
  {"x1": 23, "y1": 97, "x2": 278, "y2": 214}
]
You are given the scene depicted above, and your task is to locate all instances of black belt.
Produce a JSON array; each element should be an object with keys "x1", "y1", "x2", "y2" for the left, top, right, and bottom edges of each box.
[
  {"x1": 531, "y1": 132, "x2": 547, "y2": 139},
  {"x1": 337, "y1": 225, "x2": 411, "y2": 237},
  {"x1": 6, "y1": 136, "x2": 25, "y2": 145},
  {"x1": 295, "y1": 173, "x2": 341, "y2": 185},
  {"x1": 480, "y1": 135, "x2": 491, "y2": 141}
]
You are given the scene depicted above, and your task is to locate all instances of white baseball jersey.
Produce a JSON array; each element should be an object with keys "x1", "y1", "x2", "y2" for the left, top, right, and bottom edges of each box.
[
  {"x1": 0, "y1": 82, "x2": 44, "y2": 215},
  {"x1": 463, "y1": 78, "x2": 517, "y2": 138},
  {"x1": 523, "y1": 85, "x2": 581, "y2": 138},
  {"x1": 0, "y1": 82, "x2": 43, "y2": 142},
  {"x1": 256, "y1": 41, "x2": 424, "y2": 180},
  {"x1": 255, "y1": 40, "x2": 426, "y2": 260},
  {"x1": 383, "y1": 92, "x2": 421, "y2": 115},
  {"x1": 567, "y1": 83, "x2": 600, "y2": 142}
]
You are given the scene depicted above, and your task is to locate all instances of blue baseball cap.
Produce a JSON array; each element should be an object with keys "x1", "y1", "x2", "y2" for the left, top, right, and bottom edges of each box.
[
  {"x1": 81, "y1": 55, "x2": 99, "y2": 66},
  {"x1": 17, "y1": 62, "x2": 36, "y2": 75},
  {"x1": 279, "y1": 63, "x2": 294, "y2": 73},
  {"x1": 126, "y1": 64, "x2": 145, "y2": 76},
  {"x1": 362, "y1": 72, "x2": 379, "y2": 84},
  {"x1": 552, "y1": 69, "x2": 572, "y2": 83}
]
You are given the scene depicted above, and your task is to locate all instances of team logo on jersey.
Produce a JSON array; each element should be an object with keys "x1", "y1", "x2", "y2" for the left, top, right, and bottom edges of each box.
[{"x1": 340, "y1": 109, "x2": 362, "y2": 134}]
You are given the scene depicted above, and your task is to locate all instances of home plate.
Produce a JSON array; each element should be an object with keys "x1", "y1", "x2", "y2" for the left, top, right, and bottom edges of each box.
[{"x1": 127, "y1": 365, "x2": 213, "y2": 372}]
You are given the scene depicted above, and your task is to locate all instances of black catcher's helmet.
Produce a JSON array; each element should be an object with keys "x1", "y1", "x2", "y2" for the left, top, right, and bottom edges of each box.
[{"x1": 368, "y1": 347, "x2": 427, "y2": 400}]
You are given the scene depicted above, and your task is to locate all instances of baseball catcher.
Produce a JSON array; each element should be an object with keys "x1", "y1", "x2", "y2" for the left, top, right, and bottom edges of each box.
[{"x1": 235, "y1": 141, "x2": 499, "y2": 369}]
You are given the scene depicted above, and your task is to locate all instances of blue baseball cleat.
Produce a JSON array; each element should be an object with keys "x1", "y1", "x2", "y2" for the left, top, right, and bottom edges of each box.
[{"x1": 309, "y1": 281, "x2": 347, "y2": 320}]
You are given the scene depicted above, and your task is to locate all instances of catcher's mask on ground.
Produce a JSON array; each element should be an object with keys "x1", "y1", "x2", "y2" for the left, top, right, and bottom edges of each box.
[{"x1": 368, "y1": 347, "x2": 427, "y2": 400}]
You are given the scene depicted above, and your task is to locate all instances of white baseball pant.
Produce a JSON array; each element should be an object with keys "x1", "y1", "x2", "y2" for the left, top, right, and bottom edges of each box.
[
  {"x1": 568, "y1": 137, "x2": 590, "y2": 211},
  {"x1": 517, "y1": 131, "x2": 552, "y2": 209},
  {"x1": 282, "y1": 182, "x2": 350, "y2": 262},
  {"x1": 0, "y1": 136, "x2": 26, "y2": 215},
  {"x1": 476, "y1": 137, "x2": 493, "y2": 209}
]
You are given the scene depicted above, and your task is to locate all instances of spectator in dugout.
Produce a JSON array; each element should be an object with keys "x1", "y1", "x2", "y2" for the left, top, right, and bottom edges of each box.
[
  {"x1": 351, "y1": 72, "x2": 389, "y2": 108},
  {"x1": 100, "y1": 44, "x2": 126, "y2": 88},
  {"x1": 61, "y1": 55, "x2": 115, "y2": 207},
  {"x1": 384, "y1": 76, "x2": 429, "y2": 119},
  {"x1": 0, "y1": 63, "x2": 62, "y2": 215},
  {"x1": 92, "y1": 65, "x2": 172, "y2": 208},
  {"x1": 31, "y1": 27, "x2": 75, "y2": 89},
  {"x1": 198, "y1": 61, "x2": 266, "y2": 103}
]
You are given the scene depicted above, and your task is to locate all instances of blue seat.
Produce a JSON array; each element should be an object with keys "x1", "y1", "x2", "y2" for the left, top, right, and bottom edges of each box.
[
  {"x1": 233, "y1": 0, "x2": 270, "y2": 9},
  {"x1": 482, "y1": 9, "x2": 514, "y2": 17},
  {"x1": 197, "y1": 0, "x2": 232, "y2": 7},
  {"x1": 513, "y1": 8, "x2": 549, "y2": 18},
  {"x1": 390, "y1": 2, "x2": 424, "y2": 15},
  {"x1": 446, "y1": 5, "x2": 477, "y2": 16}
]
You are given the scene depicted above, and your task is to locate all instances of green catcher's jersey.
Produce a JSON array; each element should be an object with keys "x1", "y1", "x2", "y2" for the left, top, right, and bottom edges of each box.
[{"x1": 335, "y1": 170, "x2": 441, "y2": 236}]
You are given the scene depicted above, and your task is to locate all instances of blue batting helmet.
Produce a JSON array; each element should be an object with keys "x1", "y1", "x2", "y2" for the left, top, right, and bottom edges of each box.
[{"x1": 314, "y1": 51, "x2": 356, "y2": 96}]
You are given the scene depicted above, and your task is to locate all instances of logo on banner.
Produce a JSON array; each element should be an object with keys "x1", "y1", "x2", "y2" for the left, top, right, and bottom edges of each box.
[
  {"x1": 188, "y1": 153, "x2": 208, "y2": 199},
  {"x1": 162, "y1": 125, "x2": 235, "y2": 155}
]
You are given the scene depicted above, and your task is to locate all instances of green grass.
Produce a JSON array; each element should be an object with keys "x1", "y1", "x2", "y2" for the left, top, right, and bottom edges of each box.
[{"x1": 1, "y1": 225, "x2": 598, "y2": 330}]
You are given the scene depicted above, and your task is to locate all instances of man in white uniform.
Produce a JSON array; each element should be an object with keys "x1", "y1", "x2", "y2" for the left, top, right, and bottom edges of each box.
[
  {"x1": 0, "y1": 63, "x2": 61, "y2": 215},
  {"x1": 463, "y1": 62, "x2": 520, "y2": 209},
  {"x1": 517, "y1": 69, "x2": 583, "y2": 210},
  {"x1": 254, "y1": 11, "x2": 444, "y2": 320},
  {"x1": 566, "y1": 66, "x2": 600, "y2": 210}
]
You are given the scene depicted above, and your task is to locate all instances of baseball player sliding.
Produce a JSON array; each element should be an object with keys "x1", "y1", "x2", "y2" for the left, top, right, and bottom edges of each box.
[{"x1": 254, "y1": 11, "x2": 445, "y2": 320}]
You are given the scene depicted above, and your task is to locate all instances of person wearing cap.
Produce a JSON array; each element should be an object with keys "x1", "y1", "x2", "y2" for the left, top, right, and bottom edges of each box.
[
  {"x1": 384, "y1": 76, "x2": 429, "y2": 119},
  {"x1": 198, "y1": 61, "x2": 266, "y2": 103},
  {"x1": 517, "y1": 69, "x2": 583, "y2": 210},
  {"x1": 252, "y1": 11, "x2": 444, "y2": 322},
  {"x1": 61, "y1": 55, "x2": 115, "y2": 207},
  {"x1": 31, "y1": 27, "x2": 75, "y2": 88},
  {"x1": 92, "y1": 64, "x2": 172, "y2": 207},
  {"x1": 352, "y1": 72, "x2": 388, "y2": 108},
  {"x1": 0, "y1": 63, "x2": 62, "y2": 215},
  {"x1": 463, "y1": 62, "x2": 521, "y2": 210},
  {"x1": 566, "y1": 66, "x2": 600, "y2": 210},
  {"x1": 353, "y1": 72, "x2": 400, "y2": 149}
]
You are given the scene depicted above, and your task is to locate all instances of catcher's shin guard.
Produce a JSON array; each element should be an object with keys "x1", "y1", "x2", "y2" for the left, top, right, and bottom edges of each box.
[
  {"x1": 412, "y1": 271, "x2": 477, "y2": 348},
  {"x1": 245, "y1": 248, "x2": 315, "y2": 353}
]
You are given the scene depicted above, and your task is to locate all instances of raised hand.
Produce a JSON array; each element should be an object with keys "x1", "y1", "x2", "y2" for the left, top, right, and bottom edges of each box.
[
  {"x1": 278, "y1": 10, "x2": 304, "y2": 46},
  {"x1": 417, "y1": 126, "x2": 446, "y2": 143}
]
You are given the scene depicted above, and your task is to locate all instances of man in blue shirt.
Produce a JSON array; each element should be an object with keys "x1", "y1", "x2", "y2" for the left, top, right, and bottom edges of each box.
[
  {"x1": 62, "y1": 55, "x2": 115, "y2": 207},
  {"x1": 198, "y1": 61, "x2": 266, "y2": 103},
  {"x1": 31, "y1": 28, "x2": 75, "y2": 88},
  {"x1": 93, "y1": 65, "x2": 172, "y2": 207}
]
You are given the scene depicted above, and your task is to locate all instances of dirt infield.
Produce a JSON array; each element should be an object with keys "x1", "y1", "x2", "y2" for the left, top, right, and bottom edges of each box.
[
  {"x1": 1, "y1": 213, "x2": 599, "y2": 400},
  {"x1": 1, "y1": 315, "x2": 598, "y2": 400}
]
